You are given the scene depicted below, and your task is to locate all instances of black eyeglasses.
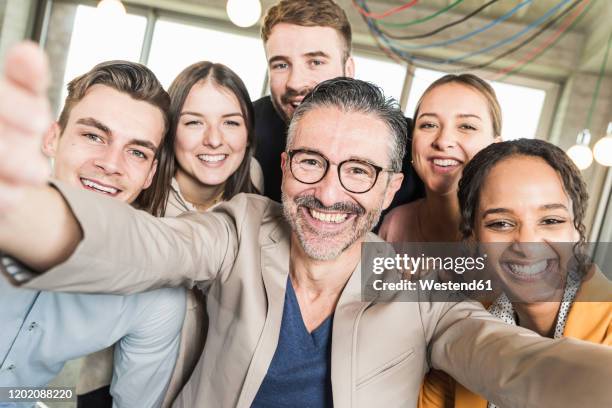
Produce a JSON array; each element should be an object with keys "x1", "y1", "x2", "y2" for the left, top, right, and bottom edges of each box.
[{"x1": 288, "y1": 149, "x2": 395, "y2": 194}]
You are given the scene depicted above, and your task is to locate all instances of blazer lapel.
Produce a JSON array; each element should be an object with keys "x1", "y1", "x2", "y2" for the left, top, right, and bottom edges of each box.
[
  {"x1": 330, "y1": 232, "x2": 398, "y2": 407},
  {"x1": 331, "y1": 259, "x2": 372, "y2": 407},
  {"x1": 235, "y1": 221, "x2": 291, "y2": 407}
]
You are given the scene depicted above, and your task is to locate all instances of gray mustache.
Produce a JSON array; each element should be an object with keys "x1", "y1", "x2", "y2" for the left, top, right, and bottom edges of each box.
[{"x1": 295, "y1": 195, "x2": 365, "y2": 215}]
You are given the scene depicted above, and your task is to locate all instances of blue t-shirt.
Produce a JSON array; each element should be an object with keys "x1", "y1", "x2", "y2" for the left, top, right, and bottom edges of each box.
[{"x1": 251, "y1": 277, "x2": 334, "y2": 407}]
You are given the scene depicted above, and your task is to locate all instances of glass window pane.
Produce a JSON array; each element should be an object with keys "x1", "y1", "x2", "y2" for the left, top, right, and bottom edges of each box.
[
  {"x1": 353, "y1": 54, "x2": 406, "y2": 104},
  {"x1": 405, "y1": 68, "x2": 547, "y2": 140},
  {"x1": 404, "y1": 68, "x2": 446, "y2": 117},
  {"x1": 147, "y1": 19, "x2": 267, "y2": 100},
  {"x1": 491, "y1": 81, "x2": 545, "y2": 141},
  {"x1": 60, "y1": 5, "x2": 147, "y2": 105}
]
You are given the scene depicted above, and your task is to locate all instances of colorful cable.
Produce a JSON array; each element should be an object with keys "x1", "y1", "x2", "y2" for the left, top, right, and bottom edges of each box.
[
  {"x1": 378, "y1": 0, "x2": 465, "y2": 28},
  {"x1": 491, "y1": 0, "x2": 593, "y2": 80},
  {"x1": 353, "y1": 0, "x2": 418, "y2": 19},
  {"x1": 363, "y1": 0, "x2": 574, "y2": 64},
  {"x1": 373, "y1": 0, "x2": 570, "y2": 53},
  {"x1": 465, "y1": 0, "x2": 583, "y2": 72},
  {"x1": 363, "y1": 0, "x2": 499, "y2": 40}
]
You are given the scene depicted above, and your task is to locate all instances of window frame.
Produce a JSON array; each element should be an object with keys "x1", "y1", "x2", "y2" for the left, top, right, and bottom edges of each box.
[{"x1": 37, "y1": 0, "x2": 560, "y2": 135}]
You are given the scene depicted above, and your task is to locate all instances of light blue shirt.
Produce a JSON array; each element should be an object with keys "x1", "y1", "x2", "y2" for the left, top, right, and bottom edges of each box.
[{"x1": 0, "y1": 256, "x2": 186, "y2": 408}]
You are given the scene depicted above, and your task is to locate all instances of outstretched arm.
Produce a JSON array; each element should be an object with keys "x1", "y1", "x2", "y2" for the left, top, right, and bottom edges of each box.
[
  {"x1": 423, "y1": 300, "x2": 612, "y2": 407},
  {"x1": 0, "y1": 44, "x2": 247, "y2": 293},
  {"x1": 0, "y1": 43, "x2": 82, "y2": 271}
]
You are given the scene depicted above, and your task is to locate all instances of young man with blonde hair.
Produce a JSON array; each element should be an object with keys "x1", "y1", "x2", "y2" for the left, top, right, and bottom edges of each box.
[{"x1": 254, "y1": 0, "x2": 424, "y2": 216}]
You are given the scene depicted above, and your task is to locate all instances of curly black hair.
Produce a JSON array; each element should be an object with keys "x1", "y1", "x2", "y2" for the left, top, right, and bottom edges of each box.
[{"x1": 458, "y1": 138, "x2": 589, "y2": 248}]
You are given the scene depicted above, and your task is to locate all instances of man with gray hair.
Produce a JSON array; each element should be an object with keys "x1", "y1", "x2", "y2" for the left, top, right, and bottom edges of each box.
[{"x1": 1, "y1": 44, "x2": 611, "y2": 407}]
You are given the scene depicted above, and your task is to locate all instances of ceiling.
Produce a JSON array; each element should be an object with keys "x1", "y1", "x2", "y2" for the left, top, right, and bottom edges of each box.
[{"x1": 122, "y1": 0, "x2": 612, "y2": 79}]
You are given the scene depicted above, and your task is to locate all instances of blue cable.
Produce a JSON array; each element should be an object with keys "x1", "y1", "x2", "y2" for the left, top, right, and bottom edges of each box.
[
  {"x1": 377, "y1": 0, "x2": 534, "y2": 50},
  {"x1": 363, "y1": 0, "x2": 574, "y2": 65}
]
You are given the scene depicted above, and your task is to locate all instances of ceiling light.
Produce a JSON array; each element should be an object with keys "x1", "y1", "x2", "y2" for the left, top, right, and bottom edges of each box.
[
  {"x1": 593, "y1": 122, "x2": 612, "y2": 166},
  {"x1": 567, "y1": 129, "x2": 593, "y2": 170},
  {"x1": 97, "y1": 0, "x2": 126, "y2": 17},
  {"x1": 226, "y1": 0, "x2": 262, "y2": 28}
]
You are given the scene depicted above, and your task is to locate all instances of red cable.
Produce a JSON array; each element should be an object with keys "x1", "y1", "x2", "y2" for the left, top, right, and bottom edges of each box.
[
  {"x1": 353, "y1": 0, "x2": 419, "y2": 19},
  {"x1": 490, "y1": 0, "x2": 588, "y2": 80}
]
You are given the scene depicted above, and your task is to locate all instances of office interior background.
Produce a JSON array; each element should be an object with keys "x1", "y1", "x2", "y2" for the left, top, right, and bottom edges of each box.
[{"x1": 0, "y1": 0, "x2": 611, "y2": 404}]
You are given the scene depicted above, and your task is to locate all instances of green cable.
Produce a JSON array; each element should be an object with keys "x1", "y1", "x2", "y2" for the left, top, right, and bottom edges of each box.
[
  {"x1": 586, "y1": 28, "x2": 612, "y2": 129},
  {"x1": 378, "y1": 0, "x2": 465, "y2": 28},
  {"x1": 498, "y1": 0, "x2": 595, "y2": 80}
]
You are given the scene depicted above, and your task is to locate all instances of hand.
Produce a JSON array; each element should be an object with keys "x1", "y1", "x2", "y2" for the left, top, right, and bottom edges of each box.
[{"x1": 0, "y1": 42, "x2": 52, "y2": 211}]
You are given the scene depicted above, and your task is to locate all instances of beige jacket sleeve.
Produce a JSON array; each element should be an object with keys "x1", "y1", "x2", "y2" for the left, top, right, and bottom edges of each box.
[
  {"x1": 22, "y1": 181, "x2": 253, "y2": 294},
  {"x1": 422, "y1": 300, "x2": 612, "y2": 408}
]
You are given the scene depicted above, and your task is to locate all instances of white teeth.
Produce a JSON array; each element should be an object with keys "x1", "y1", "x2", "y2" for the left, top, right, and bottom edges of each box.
[
  {"x1": 507, "y1": 260, "x2": 548, "y2": 275},
  {"x1": 309, "y1": 209, "x2": 348, "y2": 223},
  {"x1": 290, "y1": 102, "x2": 301, "y2": 108},
  {"x1": 198, "y1": 154, "x2": 226, "y2": 163},
  {"x1": 81, "y1": 179, "x2": 118, "y2": 194},
  {"x1": 433, "y1": 159, "x2": 460, "y2": 167}
]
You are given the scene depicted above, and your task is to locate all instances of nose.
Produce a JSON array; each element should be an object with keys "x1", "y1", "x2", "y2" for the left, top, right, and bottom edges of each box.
[
  {"x1": 313, "y1": 165, "x2": 348, "y2": 208},
  {"x1": 510, "y1": 225, "x2": 544, "y2": 258},
  {"x1": 431, "y1": 125, "x2": 458, "y2": 151},
  {"x1": 93, "y1": 145, "x2": 124, "y2": 175},
  {"x1": 286, "y1": 64, "x2": 313, "y2": 93},
  {"x1": 203, "y1": 125, "x2": 223, "y2": 149}
]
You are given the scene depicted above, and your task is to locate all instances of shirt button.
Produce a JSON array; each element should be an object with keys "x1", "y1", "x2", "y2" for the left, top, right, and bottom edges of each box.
[
  {"x1": 28, "y1": 322, "x2": 38, "y2": 331},
  {"x1": 6, "y1": 364, "x2": 15, "y2": 371}
]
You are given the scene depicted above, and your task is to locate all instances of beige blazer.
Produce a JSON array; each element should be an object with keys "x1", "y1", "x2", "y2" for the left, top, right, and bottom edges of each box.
[
  {"x1": 419, "y1": 267, "x2": 612, "y2": 408},
  {"x1": 75, "y1": 180, "x2": 209, "y2": 402},
  {"x1": 77, "y1": 157, "x2": 265, "y2": 403},
  {"x1": 23, "y1": 182, "x2": 612, "y2": 408}
]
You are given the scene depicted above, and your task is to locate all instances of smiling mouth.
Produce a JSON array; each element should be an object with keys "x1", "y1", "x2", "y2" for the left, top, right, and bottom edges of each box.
[
  {"x1": 308, "y1": 208, "x2": 348, "y2": 223},
  {"x1": 501, "y1": 259, "x2": 556, "y2": 282},
  {"x1": 432, "y1": 158, "x2": 461, "y2": 167},
  {"x1": 80, "y1": 178, "x2": 120, "y2": 196},
  {"x1": 197, "y1": 154, "x2": 227, "y2": 163}
]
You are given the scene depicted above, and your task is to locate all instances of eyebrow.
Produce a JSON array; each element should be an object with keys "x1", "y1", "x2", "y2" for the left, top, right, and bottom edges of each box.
[
  {"x1": 417, "y1": 112, "x2": 482, "y2": 120},
  {"x1": 540, "y1": 203, "x2": 569, "y2": 211},
  {"x1": 481, "y1": 208, "x2": 511, "y2": 218},
  {"x1": 76, "y1": 117, "x2": 158, "y2": 153},
  {"x1": 304, "y1": 51, "x2": 331, "y2": 59},
  {"x1": 130, "y1": 139, "x2": 158, "y2": 153},
  {"x1": 76, "y1": 117, "x2": 111, "y2": 135},
  {"x1": 268, "y1": 55, "x2": 288, "y2": 65},
  {"x1": 268, "y1": 51, "x2": 331, "y2": 65},
  {"x1": 180, "y1": 111, "x2": 243, "y2": 119},
  {"x1": 458, "y1": 113, "x2": 482, "y2": 120},
  {"x1": 481, "y1": 203, "x2": 569, "y2": 218}
]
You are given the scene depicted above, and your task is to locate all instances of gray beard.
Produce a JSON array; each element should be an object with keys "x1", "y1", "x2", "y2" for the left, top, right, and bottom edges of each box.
[{"x1": 281, "y1": 192, "x2": 385, "y2": 261}]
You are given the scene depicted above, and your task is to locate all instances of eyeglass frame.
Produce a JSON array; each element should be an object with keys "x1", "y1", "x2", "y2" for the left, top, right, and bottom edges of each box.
[{"x1": 287, "y1": 148, "x2": 397, "y2": 194}]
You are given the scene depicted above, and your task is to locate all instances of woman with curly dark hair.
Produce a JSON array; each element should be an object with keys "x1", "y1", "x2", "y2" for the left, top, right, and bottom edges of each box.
[{"x1": 419, "y1": 138, "x2": 612, "y2": 408}]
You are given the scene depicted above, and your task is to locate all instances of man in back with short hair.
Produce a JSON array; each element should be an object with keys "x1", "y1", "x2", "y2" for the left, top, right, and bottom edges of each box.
[{"x1": 254, "y1": 0, "x2": 424, "y2": 221}]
